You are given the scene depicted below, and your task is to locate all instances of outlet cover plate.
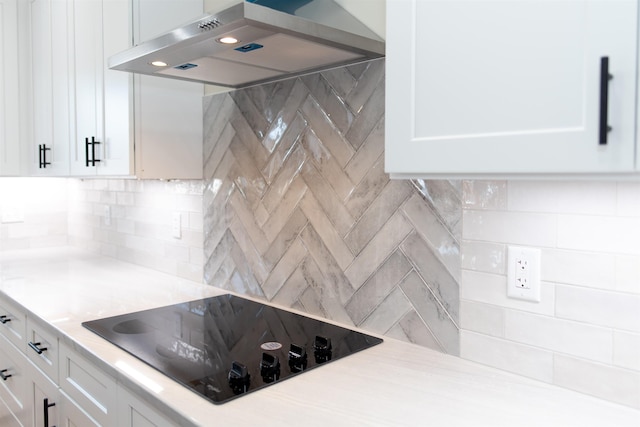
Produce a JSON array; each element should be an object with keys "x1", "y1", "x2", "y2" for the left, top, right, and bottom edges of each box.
[{"x1": 507, "y1": 246, "x2": 541, "y2": 302}]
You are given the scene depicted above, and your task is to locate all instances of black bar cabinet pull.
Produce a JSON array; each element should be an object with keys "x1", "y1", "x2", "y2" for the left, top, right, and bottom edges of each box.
[
  {"x1": 91, "y1": 136, "x2": 101, "y2": 166},
  {"x1": 599, "y1": 56, "x2": 613, "y2": 145},
  {"x1": 0, "y1": 315, "x2": 10, "y2": 324},
  {"x1": 85, "y1": 136, "x2": 101, "y2": 167},
  {"x1": 44, "y1": 397, "x2": 56, "y2": 427},
  {"x1": 0, "y1": 369, "x2": 11, "y2": 381},
  {"x1": 39, "y1": 144, "x2": 51, "y2": 168},
  {"x1": 85, "y1": 137, "x2": 90, "y2": 167},
  {"x1": 28, "y1": 341, "x2": 47, "y2": 355}
]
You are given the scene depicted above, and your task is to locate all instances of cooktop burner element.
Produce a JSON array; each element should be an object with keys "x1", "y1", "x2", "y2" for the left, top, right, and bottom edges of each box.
[{"x1": 82, "y1": 294, "x2": 383, "y2": 404}]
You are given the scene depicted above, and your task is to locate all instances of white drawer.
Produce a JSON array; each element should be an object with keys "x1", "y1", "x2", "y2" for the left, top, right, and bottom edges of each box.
[
  {"x1": 59, "y1": 343, "x2": 116, "y2": 426},
  {"x1": 0, "y1": 298, "x2": 26, "y2": 351},
  {"x1": 0, "y1": 334, "x2": 28, "y2": 426},
  {"x1": 25, "y1": 317, "x2": 59, "y2": 383}
]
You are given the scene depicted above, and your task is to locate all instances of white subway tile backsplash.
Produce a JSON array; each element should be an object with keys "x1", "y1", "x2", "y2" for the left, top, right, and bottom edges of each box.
[
  {"x1": 615, "y1": 255, "x2": 640, "y2": 294},
  {"x1": 462, "y1": 179, "x2": 640, "y2": 408},
  {"x1": 508, "y1": 181, "x2": 617, "y2": 215},
  {"x1": 541, "y1": 248, "x2": 616, "y2": 290},
  {"x1": 463, "y1": 210, "x2": 557, "y2": 247},
  {"x1": 461, "y1": 180, "x2": 507, "y2": 210},
  {"x1": 557, "y1": 214, "x2": 640, "y2": 255},
  {"x1": 617, "y1": 182, "x2": 640, "y2": 217},
  {"x1": 460, "y1": 300, "x2": 504, "y2": 338},
  {"x1": 555, "y1": 285, "x2": 640, "y2": 332},
  {"x1": 461, "y1": 270, "x2": 555, "y2": 316},
  {"x1": 461, "y1": 241, "x2": 506, "y2": 275},
  {"x1": 461, "y1": 330, "x2": 554, "y2": 383},
  {"x1": 614, "y1": 331, "x2": 640, "y2": 371},
  {"x1": 505, "y1": 310, "x2": 613, "y2": 363},
  {"x1": 554, "y1": 354, "x2": 640, "y2": 409}
]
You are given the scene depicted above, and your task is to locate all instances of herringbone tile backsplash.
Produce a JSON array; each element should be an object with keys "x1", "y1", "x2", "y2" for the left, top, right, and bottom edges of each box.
[{"x1": 203, "y1": 59, "x2": 461, "y2": 355}]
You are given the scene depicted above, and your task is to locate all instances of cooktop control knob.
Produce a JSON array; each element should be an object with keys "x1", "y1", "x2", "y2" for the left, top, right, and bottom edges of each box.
[
  {"x1": 313, "y1": 335, "x2": 332, "y2": 364},
  {"x1": 260, "y1": 352, "x2": 281, "y2": 383},
  {"x1": 228, "y1": 361, "x2": 250, "y2": 394},
  {"x1": 287, "y1": 343, "x2": 308, "y2": 372}
]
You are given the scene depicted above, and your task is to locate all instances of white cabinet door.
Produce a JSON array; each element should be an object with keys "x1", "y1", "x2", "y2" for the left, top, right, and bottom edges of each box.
[
  {"x1": 26, "y1": 360, "x2": 60, "y2": 427},
  {"x1": 0, "y1": 335, "x2": 27, "y2": 426},
  {"x1": 26, "y1": 0, "x2": 72, "y2": 176},
  {"x1": 385, "y1": 0, "x2": 638, "y2": 177},
  {"x1": 131, "y1": 0, "x2": 203, "y2": 179},
  {"x1": 58, "y1": 390, "x2": 100, "y2": 427},
  {"x1": 0, "y1": 0, "x2": 21, "y2": 176},
  {"x1": 117, "y1": 386, "x2": 178, "y2": 427},
  {"x1": 69, "y1": 0, "x2": 131, "y2": 176}
]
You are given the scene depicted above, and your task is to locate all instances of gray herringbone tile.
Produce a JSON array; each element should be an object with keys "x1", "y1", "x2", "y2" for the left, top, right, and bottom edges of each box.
[
  {"x1": 300, "y1": 96, "x2": 354, "y2": 168},
  {"x1": 399, "y1": 270, "x2": 459, "y2": 354},
  {"x1": 262, "y1": 237, "x2": 307, "y2": 299},
  {"x1": 402, "y1": 193, "x2": 460, "y2": 282},
  {"x1": 345, "y1": 249, "x2": 413, "y2": 325},
  {"x1": 401, "y1": 231, "x2": 460, "y2": 323},
  {"x1": 299, "y1": 191, "x2": 354, "y2": 271},
  {"x1": 344, "y1": 211, "x2": 413, "y2": 289},
  {"x1": 345, "y1": 179, "x2": 413, "y2": 255},
  {"x1": 261, "y1": 112, "x2": 308, "y2": 185},
  {"x1": 202, "y1": 58, "x2": 461, "y2": 356},
  {"x1": 344, "y1": 116, "x2": 384, "y2": 185},
  {"x1": 360, "y1": 287, "x2": 412, "y2": 335},
  {"x1": 301, "y1": 73, "x2": 354, "y2": 135}
]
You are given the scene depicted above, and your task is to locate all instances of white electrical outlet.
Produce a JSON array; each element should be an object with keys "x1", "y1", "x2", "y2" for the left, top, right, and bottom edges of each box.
[
  {"x1": 172, "y1": 212, "x2": 182, "y2": 239},
  {"x1": 507, "y1": 246, "x2": 541, "y2": 302}
]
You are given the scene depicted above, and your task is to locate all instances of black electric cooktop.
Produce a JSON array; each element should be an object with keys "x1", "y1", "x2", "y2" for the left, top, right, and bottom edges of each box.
[{"x1": 82, "y1": 294, "x2": 382, "y2": 404}]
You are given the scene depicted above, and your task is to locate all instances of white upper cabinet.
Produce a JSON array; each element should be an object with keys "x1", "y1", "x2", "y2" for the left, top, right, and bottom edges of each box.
[
  {"x1": 24, "y1": 0, "x2": 72, "y2": 176},
  {"x1": 20, "y1": 0, "x2": 203, "y2": 178},
  {"x1": 385, "y1": 0, "x2": 639, "y2": 178},
  {"x1": 69, "y1": 0, "x2": 131, "y2": 176},
  {"x1": 131, "y1": 0, "x2": 203, "y2": 180},
  {"x1": 0, "y1": 0, "x2": 21, "y2": 176}
]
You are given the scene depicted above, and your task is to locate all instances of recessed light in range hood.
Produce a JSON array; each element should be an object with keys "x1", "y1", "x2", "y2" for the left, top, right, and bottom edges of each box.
[{"x1": 108, "y1": 0, "x2": 385, "y2": 89}]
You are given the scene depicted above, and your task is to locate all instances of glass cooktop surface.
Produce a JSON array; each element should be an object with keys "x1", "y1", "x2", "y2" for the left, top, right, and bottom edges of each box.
[{"x1": 82, "y1": 294, "x2": 383, "y2": 404}]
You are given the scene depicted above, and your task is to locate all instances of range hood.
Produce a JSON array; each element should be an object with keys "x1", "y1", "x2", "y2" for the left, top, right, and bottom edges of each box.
[{"x1": 109, "y1": 0, "x2": 385, "y2": 88}]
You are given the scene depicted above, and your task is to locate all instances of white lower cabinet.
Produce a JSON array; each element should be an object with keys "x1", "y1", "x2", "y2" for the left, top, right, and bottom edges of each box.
[
  {"x1": 118, "y1": 386, "x2": 177, "y2": 427},
  {"x1": 0, "y1": 293, "x2": 181, "y2": 427},
  {"x1": 27, "y1": 361, "x2": 102, "y2": 427},
  {"x1": 0, "y1": 335, "x2": 28, "y2": 426},
  {"x1": 59, "y1": 342, "x2": 117, "y2": 426}
]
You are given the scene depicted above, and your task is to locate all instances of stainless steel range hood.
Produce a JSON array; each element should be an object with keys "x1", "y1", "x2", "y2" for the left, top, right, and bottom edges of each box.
[{"x1": 109, "y1": 0, "x2": 385, "y2": 88}]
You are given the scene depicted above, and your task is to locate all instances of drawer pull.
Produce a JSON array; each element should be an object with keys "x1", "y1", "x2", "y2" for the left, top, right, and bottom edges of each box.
[
  {"x1": 599, "y1": 56, "x2": 613, "y2": 145},
  {"x1": 0, "y1": 369, "x2": 12, "y2": 380},
  {"x1": 29, "y1": 341, "x2": 48, "y2": 354},
  {"x1": 44, "y1": 397, "x2": 56, "y2": 427},
  {"x1": 0, "y1": 315, "x2": 10, "y2": 324}
]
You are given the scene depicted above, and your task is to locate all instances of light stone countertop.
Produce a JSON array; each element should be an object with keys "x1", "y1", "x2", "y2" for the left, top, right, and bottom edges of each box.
[{"x1": 0, "y1": 247, "x2": 638, "y2": 427}]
